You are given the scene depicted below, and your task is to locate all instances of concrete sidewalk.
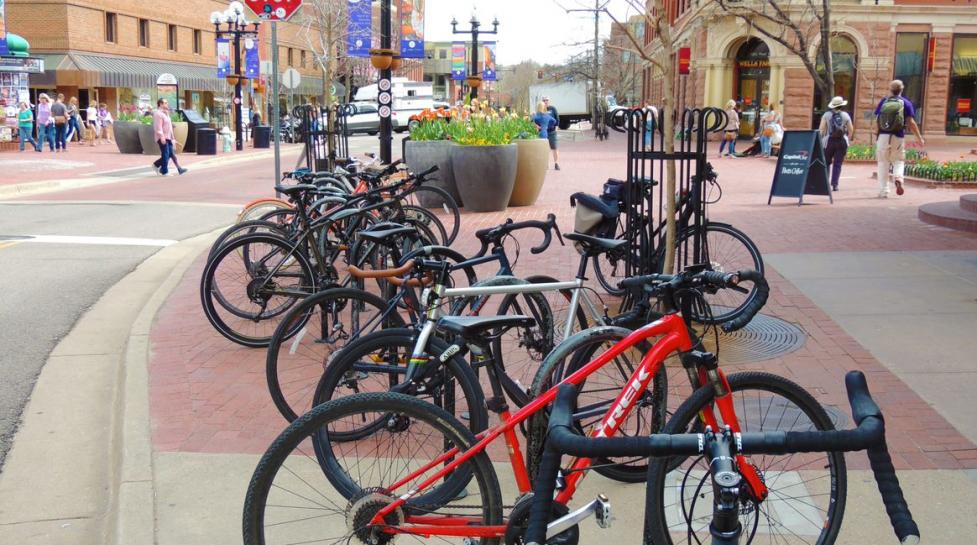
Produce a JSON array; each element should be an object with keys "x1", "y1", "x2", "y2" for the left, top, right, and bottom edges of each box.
[{"x1": 3, "y1": 133, "x2": 977, "y2": 544}]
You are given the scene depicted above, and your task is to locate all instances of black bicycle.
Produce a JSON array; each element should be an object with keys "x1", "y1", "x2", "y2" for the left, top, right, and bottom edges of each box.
[{"x1": 521, "y1": 372, "x2": 920, "y2": 545}]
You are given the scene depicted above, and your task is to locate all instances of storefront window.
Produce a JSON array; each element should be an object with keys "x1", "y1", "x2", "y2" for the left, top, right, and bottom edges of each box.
[
  {"x1": 734, "y1": 38, "x2": 770, "y2": 138},
  {"x1": 814, "y1": 35, "x2": 858, "y2": 128},
  {"x1": 948, "y1": 35, "x2": 977, "y2": 136},
  {"x1": 895, "y1": 33, "x2": 928, "y2": 127}
]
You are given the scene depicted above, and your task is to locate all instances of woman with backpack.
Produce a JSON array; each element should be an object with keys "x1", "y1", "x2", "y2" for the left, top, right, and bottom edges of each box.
[
  {"x1": 874, "y1": 79, "x2": 925, "y2": 198},
  {"x1": 818, "y1": 96, "x2": 855, "y2": 191}
]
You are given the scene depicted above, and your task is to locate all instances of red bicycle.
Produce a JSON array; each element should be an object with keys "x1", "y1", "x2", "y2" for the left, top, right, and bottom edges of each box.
[{"x1": 243, "y1": 269, "x2": 847, "y2": 545}]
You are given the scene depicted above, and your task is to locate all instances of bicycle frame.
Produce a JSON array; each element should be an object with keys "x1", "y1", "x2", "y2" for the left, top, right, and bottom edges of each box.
[{"x1": 368, "y1": 312, "x2": 770, "y2": 539}]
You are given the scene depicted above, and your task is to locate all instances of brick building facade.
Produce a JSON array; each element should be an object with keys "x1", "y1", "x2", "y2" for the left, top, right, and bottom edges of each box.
[{"x1": 641, "y1": 0, "x2": 977, "y2": 142}]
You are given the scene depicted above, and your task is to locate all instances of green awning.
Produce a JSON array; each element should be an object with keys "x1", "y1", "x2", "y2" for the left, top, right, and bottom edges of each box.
[{"x1": 32, "y1": 53, "x2": 230, "y2": 91}]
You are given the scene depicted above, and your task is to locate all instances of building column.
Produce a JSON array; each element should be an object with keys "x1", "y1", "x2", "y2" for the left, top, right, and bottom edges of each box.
[{"x1": 923, "y1": 31, "x2": 953, "y2": 139}]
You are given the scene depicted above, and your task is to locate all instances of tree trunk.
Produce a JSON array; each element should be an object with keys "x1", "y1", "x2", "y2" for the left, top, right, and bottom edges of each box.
[{"x1": 654, "y1": 0, "x2": 678, "y2": 275}]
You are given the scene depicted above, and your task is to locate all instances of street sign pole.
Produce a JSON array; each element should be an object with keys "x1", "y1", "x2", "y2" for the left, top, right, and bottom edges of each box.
[{"x1": 272, "y1": 21, "x2": 281, "y2": 193}]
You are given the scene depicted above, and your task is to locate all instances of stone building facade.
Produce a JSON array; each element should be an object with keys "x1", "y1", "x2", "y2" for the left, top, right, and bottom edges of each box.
[{"x1": 641, "y1": 0, "x2": 977, "y2": 142}]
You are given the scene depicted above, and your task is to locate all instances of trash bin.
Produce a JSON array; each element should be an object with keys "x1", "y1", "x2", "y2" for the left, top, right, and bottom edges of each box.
[
  {"x1": 196, "y1": 128, "x2": 217, "y2": 155},
  {"x1": 179, "y1": 109, "x2": 210, "y2": 153},
  {"x1": 253, "y1": 125, "x2": 271, "y2": 149}
]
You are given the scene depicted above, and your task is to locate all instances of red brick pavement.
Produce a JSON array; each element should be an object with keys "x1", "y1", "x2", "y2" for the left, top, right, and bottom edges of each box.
[{"x1": 39, "y1": 132, "x2": 974, "y2": 468}]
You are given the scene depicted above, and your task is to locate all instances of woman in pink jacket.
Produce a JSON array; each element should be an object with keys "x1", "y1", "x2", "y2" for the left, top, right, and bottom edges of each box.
[{"x1": 151, "y1": 98, "x2": 187, "y2": 175}]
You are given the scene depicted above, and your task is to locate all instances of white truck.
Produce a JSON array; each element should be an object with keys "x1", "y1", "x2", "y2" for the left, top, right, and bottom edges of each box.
[
  {"x1": 529, "y1": 82, "x2": 590, "y2": 130},
  {"x1": 354, "y1": 78, "x2": 434, "y2": 133}
]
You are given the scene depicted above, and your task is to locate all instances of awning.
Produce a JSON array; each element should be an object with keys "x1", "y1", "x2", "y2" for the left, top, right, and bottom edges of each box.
[{"x1": 32, "y1": 53, "x2": 230, "y2": 91}]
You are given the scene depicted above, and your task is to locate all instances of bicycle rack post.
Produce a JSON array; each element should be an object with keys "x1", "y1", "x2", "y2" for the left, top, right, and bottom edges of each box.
[{"x1": 294, "y1": 103, "x2": 352, "y2": 172}]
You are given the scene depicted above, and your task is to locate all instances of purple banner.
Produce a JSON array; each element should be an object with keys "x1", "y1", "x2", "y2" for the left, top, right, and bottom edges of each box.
[
  {"x1": 216, "y1": 38, "x2": 231, "y2": 77},
  {"x1": 0, "y1": 0, "x2": 9, "y2": 56},
  {"x1": 244, "y1": 38, "x2": 260, "y2": 78},
  {"x1": 451, "y1": 42, "x2": 466, "y2": 81},
  {"x1": 347, "y1": 0, "x2": 371, "y2": 57},
  {"x1": 482, "y1": 42, "x2": 496, "y2": 81}
]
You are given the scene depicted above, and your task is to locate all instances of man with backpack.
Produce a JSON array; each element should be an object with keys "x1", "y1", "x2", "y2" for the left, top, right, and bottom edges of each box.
[
  {"x1": 819, "y1": 96, "x2": 855, "y2": 191},
  {"x1": 875, "y1": 79, "x2": 925, "y2": 198}
]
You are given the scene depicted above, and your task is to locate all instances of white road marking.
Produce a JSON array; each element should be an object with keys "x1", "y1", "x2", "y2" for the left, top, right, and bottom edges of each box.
[{"x1": 6, "y1": 235, "x2": 178, "y2": 247}]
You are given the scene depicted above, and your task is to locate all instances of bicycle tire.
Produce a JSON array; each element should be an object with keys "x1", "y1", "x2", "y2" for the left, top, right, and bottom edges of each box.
[
  {"x1": 266, "y1": 287, "x2": 408, "y2": 422},
  {"x1": 405, "y1": 185, "x2": 461, "y2": 245},
  {"x1": 311, "y1": 328, "x2": 489, "y2": 438},
  {"x1": 236, "y1": 198, "x2": 292, "y2": 224},
  {"x1": 526, "y1": 326, "x2": 668, "y2": 483},
  {"x1": 200, "y1": 234, "x2": 316, "y2": 347},
  {"x1": 645, "y1": 371, "x2": 846, "y2": 545},
  {"x1": 591, "y1": 235, "x2": 631, "y2": 296},
  {"x1": 208, "y1": 219, "x2": 288, "y2": 262},
  {"x1": 403, "y1": 204, "x2": 449, "y2": 246},
  {"x1": 675, "y1": 222, "x2": 764, "y2": 325},
  {"x1": 242, "y1": 392, "x2": 503, "y2": 545}
]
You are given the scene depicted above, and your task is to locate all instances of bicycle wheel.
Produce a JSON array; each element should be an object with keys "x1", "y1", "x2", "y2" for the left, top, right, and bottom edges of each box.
[
  {"x1": 405, "y1": 185, "x2": 461, "y2": 245},
  {"x1": 311, "y1": 328, "x2": 489, "y2": 439},
  {"x1": 243, "y1": 392, "x2": 503, "y2": 545},
  {"x1": 674, "y1": 223, "x2": 764, "y2": 324},
  {"x1": 526, "y1": 326, "x2": 675, "y2": 483},
  {"x1": 201, "y1": 234, "x2": 315, "y2": 347},
  {"x1": 645, "y1": 371, "x2": 846, "y2": 545},
  {"x1": 403, "y1": 204, "x2": 449, "y2": 246},
  {"x1": 236, "y1": 198, "x2": 292, "y2": 224},
  {"x1": 266, "y1": 287, "x2": 408, "y2": 422},
  {"x1": 208, "y1": 219, "x2": 288, "y2": 261},
  {"x1": 591, "y1": 237, "x2": 632, "y2": 296}
]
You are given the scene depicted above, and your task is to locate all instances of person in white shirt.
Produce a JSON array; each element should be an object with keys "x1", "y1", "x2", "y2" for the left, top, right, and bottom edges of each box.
[{"x1": 85, "y1": 103, "x2": 100, "y2": 146}]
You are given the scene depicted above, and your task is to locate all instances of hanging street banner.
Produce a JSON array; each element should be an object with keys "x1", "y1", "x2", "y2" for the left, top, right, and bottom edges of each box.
[
  {"x1": 216, "y1": 38, "x2": 231, "y2": 77},
  {"x1": 400, "y1": 0, "x2": 425, "y2": 58},
  {"x1": 482, "y1": 41, "x2": 497, "y2": 81},
  {"x1": 347, "y1": 0, "x2": 371, "y2": 57},
  {"x1": 678, "y1": 47, "x2": 691, "y2": 75},
  {"x1": 244, "y1": 38, "x2": 260, "y2": 78},
  {"x1": 451, "y1": 42, "x2": 466, "y2": 80},
  {"x1": 0, "y1": 0, "x2": 9, "y2": 56}
]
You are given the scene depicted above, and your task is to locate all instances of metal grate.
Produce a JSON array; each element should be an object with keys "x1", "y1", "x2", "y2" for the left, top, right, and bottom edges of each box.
[{"x1": 701, "y1": 311, "x2": 807, "y2": 364}]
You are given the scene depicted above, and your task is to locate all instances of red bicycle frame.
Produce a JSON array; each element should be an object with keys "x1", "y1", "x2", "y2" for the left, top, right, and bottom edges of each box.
[{"x1": 367, "y1": 313, "x2": 770, "y2": 538}]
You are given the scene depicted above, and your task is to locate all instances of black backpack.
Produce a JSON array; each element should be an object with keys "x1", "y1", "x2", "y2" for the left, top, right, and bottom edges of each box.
[{"x1": 829, "y1": 110, "x2": 847, "y2": 139}]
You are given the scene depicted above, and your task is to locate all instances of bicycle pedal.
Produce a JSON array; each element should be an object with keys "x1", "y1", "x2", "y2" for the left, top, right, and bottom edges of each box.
[{"x1": 595, "y1": 494, "x2": 612, "y2": 529}]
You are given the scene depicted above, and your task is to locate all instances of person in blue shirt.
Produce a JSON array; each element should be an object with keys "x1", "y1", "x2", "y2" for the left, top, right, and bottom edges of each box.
[
  {"x1": 874, "y1": 79, "x2": 925, "y2": 198},
  {"x1": 532, "y1": 101, "x2": 558, "y2": 168}
]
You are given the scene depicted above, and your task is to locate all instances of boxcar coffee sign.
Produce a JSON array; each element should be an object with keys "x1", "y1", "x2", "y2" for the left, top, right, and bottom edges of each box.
[{"x1": 768, "y1": 130, "x2": 833, "y2": 206}]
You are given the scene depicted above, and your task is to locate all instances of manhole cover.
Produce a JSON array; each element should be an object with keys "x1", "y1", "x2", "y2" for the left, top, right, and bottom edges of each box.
[{"x1": 700, "y1": 310, "x2": 806, "y2": 364}]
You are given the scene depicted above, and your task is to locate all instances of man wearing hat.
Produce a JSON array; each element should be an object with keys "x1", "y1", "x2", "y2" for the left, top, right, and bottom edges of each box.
[
  {"x1": 818, "y1": 96, "x2": 855, "y2": 192},
  {"x1": 542, "y1": 96, "x2": 560, "y2": 170}
]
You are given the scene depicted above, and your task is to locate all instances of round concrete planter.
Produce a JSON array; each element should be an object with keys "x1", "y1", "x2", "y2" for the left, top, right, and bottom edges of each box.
[
  {"x1": 451, "y1": 143, "x2": 517, "y2": 212},
  {"x1": 172, "y1": 121, "x2": 189, "y2": 153},
  {"x1": 404, "y1": 140, "x2": 462, "y2": 207},
  {"x1": 137, "y1": 123, "x2": 160, "y2": 156},
  {"x1": 510, "y1": 138, "x2": 549, "y2": 206},
  {"x1": 113, "y1": 121, "x2": 143, "y2": 154}
]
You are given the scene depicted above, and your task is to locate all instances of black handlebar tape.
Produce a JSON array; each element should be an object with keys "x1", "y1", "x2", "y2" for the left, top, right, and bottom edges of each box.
[
  {"x1": 523, "y1": 443, "x2": 564, "y2": 545},
  {"x1": 617, "y1": 274, "x2": 668, "y2": 291},
  {"x1": 720, "y1": 270, "x2": 769, "y2": 332},
  {"x1": 531, "y1": 225, "x2": 552, "y2": 254},
  {"x1": 868, "y1": 443, "x2": 921, "y2": 543},
  {"x1": 418, "y1": 164, "x2": 439, "y2": 178},
  {"x1": 845, "y1": 370, "x2": 883, "y2": 425},
  {"x1": 699, "y1": 270, "x2": 736, "y2": 287}
]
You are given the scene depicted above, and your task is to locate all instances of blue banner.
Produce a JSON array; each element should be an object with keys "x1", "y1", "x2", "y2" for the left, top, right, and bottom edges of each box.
[
  {"x1": 244, "y1": 38, "x2": 260, "y2": 78},
  {"x1": 400, "y1": 0, "x2": 424, "y2": 58},
  {"x1": 216, "y1": 38, "x2": 231, "y2": 77},
  {"x1": 482, "y1": 42, "x2": 496, "y2": 81},
  {"x1": 451, "y1": 42, "x2": 466, "y2": 81},
  {"x1": 347, "y1": 0, "x2": 371, "y2": 58},
  {"x1": 0, "y1": 0, "x2": 10, "y2": 56}
]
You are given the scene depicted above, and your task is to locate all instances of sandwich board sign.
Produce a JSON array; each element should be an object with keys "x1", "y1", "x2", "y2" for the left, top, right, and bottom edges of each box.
[{"x1": 768, "y1": 130, "x2": 833, "y2": 206}]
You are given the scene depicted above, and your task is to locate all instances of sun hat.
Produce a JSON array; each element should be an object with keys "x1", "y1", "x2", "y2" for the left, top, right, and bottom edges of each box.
[{"x1": 828, "y1": 96, "x2": 848, "y2": 109}]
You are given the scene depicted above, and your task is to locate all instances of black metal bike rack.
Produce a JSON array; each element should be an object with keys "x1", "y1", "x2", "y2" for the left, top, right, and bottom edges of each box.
[
  {"x1": 609, "y1": 106, "x2": 727, "y2": 278},
  {"x1": 294, "y1": 103, "x2": 351, "y2": 172}
]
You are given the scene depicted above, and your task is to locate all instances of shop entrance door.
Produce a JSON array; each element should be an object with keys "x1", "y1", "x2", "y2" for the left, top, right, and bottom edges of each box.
[{"x1": 734, "y1": 38, "x2": 771, "y2": 138}]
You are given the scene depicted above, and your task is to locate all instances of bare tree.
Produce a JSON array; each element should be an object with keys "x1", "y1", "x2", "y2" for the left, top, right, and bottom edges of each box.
[
  {"x1": 711, "y1": 0, "x2": 835, "y2": 109},
  {"x1": 497, "y1": 60, "x2": 543, "y2": 112},
  {"x1": 603, "y1": 0, "x2": 680, "y2": 272},
  {"x1": 298, "y1": 0, "x2": 349, "y2": 159}
]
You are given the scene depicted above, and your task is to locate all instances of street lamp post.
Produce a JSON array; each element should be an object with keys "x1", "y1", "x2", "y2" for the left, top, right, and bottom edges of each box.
[
  {"x1": 210, "y1": 1, "x2": 260, "y2": 152},
  {"x1": 451, "y1": 15, "x2": 498, "y2": 100}
]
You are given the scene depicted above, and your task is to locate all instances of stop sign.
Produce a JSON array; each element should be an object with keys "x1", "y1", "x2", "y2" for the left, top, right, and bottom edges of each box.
[{"x1": 244, "y1": 0, "x2": 303, "y2": 21}]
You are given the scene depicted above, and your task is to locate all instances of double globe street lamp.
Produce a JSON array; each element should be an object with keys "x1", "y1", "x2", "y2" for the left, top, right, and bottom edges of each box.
[{"x1": 210, "y1": 1, "x2": 261, "y2": 151}]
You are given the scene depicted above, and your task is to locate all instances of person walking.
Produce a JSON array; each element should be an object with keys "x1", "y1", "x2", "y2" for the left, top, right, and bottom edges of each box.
[
  {"x1": 152, "y1": 98, "x2": 187, "y2": 176},
  {"x1": 643, "y1": 103, "x2": 658, "y2": 148},
  {"x1": 532, "y1": 100, "x2": 557, "y2": 145},
  {"x1": 51, "y1": 93, "x2": 69, "y2": 152},
  {"x1": 35, "y1": 93, "x2": 55, "y2": 152},
  {"x1": 874, "y1": 79, "x2": 924, "y2": 198},
  {"x1": 17, "y1": 101, "x2": 40, "y2": 152},
  {"x1": 85, "y1": 102, "x2": 100, "y2": 146},
  {"x1": 818, "y1": 96, "x2": 855, "y2": 192},
  {"x1": 65, "y1": 97, "x2": 82, "y2": 144},
  {"x1": 98, "y1": 103, "x2": 114, "y2": 143},
  {"x1": 718, "y1": 99, "x2": 739, "y2": 157},
  {"x1": 542, "y1": 96, "x2": 561, "y2": 170},
  {"x1": 759, "y1": 105, "x2": 781, "y2": 157}
]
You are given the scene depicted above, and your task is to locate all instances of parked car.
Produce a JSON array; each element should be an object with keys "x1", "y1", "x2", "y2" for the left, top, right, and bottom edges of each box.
[{"x1": 340, "y1": 102, "x2": 404, "y2": 135}]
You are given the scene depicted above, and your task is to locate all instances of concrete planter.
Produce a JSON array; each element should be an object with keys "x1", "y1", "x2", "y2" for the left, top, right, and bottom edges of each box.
[
  {"x1": 510, "y1": 138, "x2": 549, "y2": 206},
  {"x1": 113, "y1": 121, "x2": 143, "y2": 154},
  {"x1": 404, "y1": 140, "x2": 462, "y2": 207},
  {"x1": 451, "y1": 143, "x2": 517, "y2": 212},
  {"x1": 137, "y1": 123, "x2": 159, "y2": 156},
  {"x1": 172, "y1": 121, "x2": 189, "y2": 153}
]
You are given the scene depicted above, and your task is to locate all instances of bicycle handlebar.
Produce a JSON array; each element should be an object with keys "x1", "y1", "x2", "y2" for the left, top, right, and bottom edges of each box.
[
  {"x1": 473, "y1": 213, "x2": 562, "y2": 257},
  {"x1": 536, "y1": 371, "x2": 919, "y2": 544}
]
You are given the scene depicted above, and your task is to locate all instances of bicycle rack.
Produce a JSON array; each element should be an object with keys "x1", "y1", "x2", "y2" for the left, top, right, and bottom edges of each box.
[
  {"x1": 609, "y1": 106, "x2": 727, "y2": 279},
  {"x1": 295, "y1": 103, "x2": 351, "y2": 172}
]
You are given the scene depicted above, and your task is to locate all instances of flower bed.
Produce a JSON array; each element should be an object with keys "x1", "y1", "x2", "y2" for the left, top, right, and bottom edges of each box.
[
  {"x1": 905, "y1": 159, "x2": 977, "y2": 182},
  {"x1": 845, "y1": 143, "x2": 928, "y2": 163}
]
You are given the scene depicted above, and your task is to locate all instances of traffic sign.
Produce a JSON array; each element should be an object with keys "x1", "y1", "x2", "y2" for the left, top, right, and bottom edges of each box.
[
  {"x1": 379, "y1": 105, "x2": 391, "y2": 118},
  {"x1": 282, "y1": 68, "x2": 301, "y2": 89},
  {"x1": 244, "y1": 0, "x2": 303, "y2": 21}
]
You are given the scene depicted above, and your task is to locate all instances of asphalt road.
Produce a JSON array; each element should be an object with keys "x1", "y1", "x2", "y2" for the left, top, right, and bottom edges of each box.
[{"x1": 0, "y1": 202, "x2": 237, "y2": 470}]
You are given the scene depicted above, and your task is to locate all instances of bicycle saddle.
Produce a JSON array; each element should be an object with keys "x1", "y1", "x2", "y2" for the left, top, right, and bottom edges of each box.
[
  {"x1": 356, "y1": 224, "x2": 417, "y2": 244},
  {"x1": 564, "y1": 232, "x2": 627, "y2": 253},
  {"x1": 274, "y1": 184, "x2": 318, "y2": 197},
  {"x1": 436, "y1": 315, "x2": 536, "y2": 339},
  {"x1": 570, "y1": 192, "x2": 618, "y2": 219}
]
